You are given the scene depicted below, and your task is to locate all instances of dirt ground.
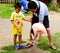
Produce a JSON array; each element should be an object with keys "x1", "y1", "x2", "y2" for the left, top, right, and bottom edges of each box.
[{"x1": 0, "y1": 11, "x2": 60, "y2": 53}]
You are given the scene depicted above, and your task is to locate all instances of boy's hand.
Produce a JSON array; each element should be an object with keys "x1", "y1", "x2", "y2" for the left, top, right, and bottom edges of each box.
[
  {"x1": 16, "y1": 22, "x2": 23, "y2": 28},
  {"x1": 21, "y1": 23, "x2": 23, "y2": 27},
  {"x1": 14, "y1": 22, "x2": 21, "y2": 28}
]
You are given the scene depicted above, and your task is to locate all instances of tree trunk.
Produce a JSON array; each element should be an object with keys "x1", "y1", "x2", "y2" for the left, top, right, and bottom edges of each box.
[{"x1": 52, "y1": 0, "x2": 57, "y2": 6}]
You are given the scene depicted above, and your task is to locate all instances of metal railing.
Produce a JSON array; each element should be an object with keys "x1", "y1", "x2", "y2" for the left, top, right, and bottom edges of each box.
[{"x1": 0, "y1": 0, "x2": 20, "y2": 4}]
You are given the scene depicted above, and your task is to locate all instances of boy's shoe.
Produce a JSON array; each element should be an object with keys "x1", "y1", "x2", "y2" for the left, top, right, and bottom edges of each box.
[
  {"x1": 14, "y1": 45, "x2": 19, "y2": 50},
  {"x1": 19, "y1": 45, "x2": 26, "y2": 49}
]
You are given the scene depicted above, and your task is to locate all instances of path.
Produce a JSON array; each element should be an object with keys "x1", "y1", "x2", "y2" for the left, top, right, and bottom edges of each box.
[
  {"x1": 16, "y1": 46, "x2": 50, "y2": 53},
  {"x1": 49, "y1": 11, "x2": 60, "y2": 33}
]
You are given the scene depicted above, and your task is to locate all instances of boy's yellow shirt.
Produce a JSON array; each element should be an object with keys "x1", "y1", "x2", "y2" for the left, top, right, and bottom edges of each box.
[
  {"x1": 10, "y1": 11, "x2": 25, "y2": 35},
  {"x1": 11, "y1": 11, "x2": 25, "y2": 23},
  {"x1": 11, "y1": 11, "x2": 25, "y2": 27}
]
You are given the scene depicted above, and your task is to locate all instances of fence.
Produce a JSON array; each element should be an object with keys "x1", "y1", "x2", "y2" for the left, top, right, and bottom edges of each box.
[{"x1": 0, "y1": 0, "x2": 20, "y2": 4}]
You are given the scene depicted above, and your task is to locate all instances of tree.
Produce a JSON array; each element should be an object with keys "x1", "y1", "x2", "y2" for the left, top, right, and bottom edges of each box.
[{"x1": 52, "y1": 0, "x2": 57, "y2": 7}]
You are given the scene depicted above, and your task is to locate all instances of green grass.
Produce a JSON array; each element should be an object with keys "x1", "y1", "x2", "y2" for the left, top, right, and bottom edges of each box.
[
  {"x1": 38, "y1": 33, "x2": 60, "y2": 53},
  {"x1": 1, "y1": 40, "x2": 26, "y2": 53},
  {"x1": 16, "y1": 40, "x2": 26, "y2": 44},
  {"x1": 0, "y1": 4, "x2": 30, "y2": 19},
  {"x1": 24, "y1": 11, "x2": 31, "y2": 16},
  {"x1": 0, "y1": 51, "x2": 15, "y2": 53},
  {"x1": 1, "y1": 40, "x2": 26, "y2": 51},
  {"x1": 0, "y1": 8, "x2": 14, "y2": 19},
  {"x1": 1, "y1": 45, "x2": 14, "y2": 51},
  {"x1": 48, "y1": 3, "x2": 60, "y2": 12},
  {"x1": 0, "y1": 4, "x2": 14, "y2": 19},
  {"x1": 0, "y1": 3, "x2": 60, "y2": 19}
]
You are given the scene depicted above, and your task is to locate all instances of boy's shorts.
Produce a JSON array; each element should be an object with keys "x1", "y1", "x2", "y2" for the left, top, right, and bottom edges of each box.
[{"x1": 12, "y1": 26, "x2": 22, "y2": 35}]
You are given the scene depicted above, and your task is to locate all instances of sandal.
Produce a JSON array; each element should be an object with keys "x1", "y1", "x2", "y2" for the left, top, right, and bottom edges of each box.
[
  {"x1": 50, "y1": 45, "x2": 56, "y2": 50},
  {"x1": 26, "y1": 43, "x2": 33, "y2": 48}
]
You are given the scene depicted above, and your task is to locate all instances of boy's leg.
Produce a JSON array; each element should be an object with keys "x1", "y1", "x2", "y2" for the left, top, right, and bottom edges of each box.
[
  {"x1": 18, "y1": 35, "x2": 22, "y2": 46},
  {"x1": 13, "y1": 34, "x2": 17, "y2": 46}
]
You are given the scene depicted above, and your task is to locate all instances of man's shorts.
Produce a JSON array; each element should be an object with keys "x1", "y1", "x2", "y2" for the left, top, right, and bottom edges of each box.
[
  {"x1": 43, "y1": 15, "x2": 49, "y2": 28},
  {"x1": 31, "y1": 15, "x2": 49, "y2": 34}
]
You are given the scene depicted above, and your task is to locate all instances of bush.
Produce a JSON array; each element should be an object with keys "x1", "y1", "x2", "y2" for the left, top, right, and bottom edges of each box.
[{"x1": 48, "y1": 3, "x2": 60, "y2": 12}]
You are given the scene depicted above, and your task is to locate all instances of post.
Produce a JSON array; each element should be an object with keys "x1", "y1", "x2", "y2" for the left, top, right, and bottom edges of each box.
[{"x1": 15, "y1": 0, "x2": 16, "y2": 4}]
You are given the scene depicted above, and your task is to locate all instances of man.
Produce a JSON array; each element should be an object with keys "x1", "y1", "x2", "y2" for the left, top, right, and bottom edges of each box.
[{"x1": 28, "y1": 1, "x2": 56, "y2": 50}]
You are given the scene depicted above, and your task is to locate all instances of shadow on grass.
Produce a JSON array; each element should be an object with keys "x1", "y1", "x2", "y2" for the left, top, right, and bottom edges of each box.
[
  {"x1": 0, "y1": 51, "x2": 15, "y2": 53},
  {"x1": 1, "y1": 40, "x2": 26, "y2": 53},
  {"x1": 1, "y1": 45, "x2": 14, "y2": 51},
  {"x1": 1, "y1": 40, "x2": 26, "y2": 51},
  {"x1": 1, "y1": 45, "x2": 15, "y2": 53}
]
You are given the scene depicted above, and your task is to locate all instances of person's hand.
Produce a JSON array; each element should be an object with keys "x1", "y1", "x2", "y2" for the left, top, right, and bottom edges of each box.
[
  {"x1": 28, "y1": 18, "x2": 32, "y2": 22},
  {"x1": 16, "y1": 23, "x2": 20, "y2": 28},
  {"x1": 14, "y1": 22, "x2": 21, "y2": 28},
  {"x1": 21, "y1": 23, "x2": 23, "y2": 27}
]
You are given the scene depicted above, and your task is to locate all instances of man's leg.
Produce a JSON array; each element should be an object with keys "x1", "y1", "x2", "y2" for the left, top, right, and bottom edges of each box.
[
  {"x1": 46, "y1": 28, "x2": 56, "y2": 49},
  {"x1": 43, "y1": 16, "x2": 56, "y2": 49}
]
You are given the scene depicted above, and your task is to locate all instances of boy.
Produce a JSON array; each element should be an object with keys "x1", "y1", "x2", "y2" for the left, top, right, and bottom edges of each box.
[
  {"x1": 28, "y1": 1, "x2": 56, "y2": 49},
  {"x1": 10, "y1": 2, "x2": 28, "y2": 49}
]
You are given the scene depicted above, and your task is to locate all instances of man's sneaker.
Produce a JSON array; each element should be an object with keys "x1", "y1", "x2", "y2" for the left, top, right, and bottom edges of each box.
[{"x1": 14, "y1": 45, "x2": 19, "y2": 50}]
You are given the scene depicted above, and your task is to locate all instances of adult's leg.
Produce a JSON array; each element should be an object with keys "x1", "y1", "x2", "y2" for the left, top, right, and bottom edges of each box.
[
  {"x1": 46, "y1": 28, "x2": 56, "y2": 49},
  {"x1": 43, "y1": 16, "x2": 56, "y2": 49}
]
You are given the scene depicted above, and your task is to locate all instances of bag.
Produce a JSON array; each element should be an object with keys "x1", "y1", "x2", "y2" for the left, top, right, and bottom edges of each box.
[{"x1": 32, "y1": 23, "x2": 47, "y2": 34}]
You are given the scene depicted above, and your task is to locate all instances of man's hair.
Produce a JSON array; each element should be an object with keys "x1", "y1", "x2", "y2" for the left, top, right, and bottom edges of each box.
[
  {"x1": 27, "y1": 0, "x2": 31, "y2": 1},
  {"x1": 14, "y1": 2, "x2": 21, "y2": 9},
  {"x1": 28, "y1": 1, "x2": 37, "y2": 9}
]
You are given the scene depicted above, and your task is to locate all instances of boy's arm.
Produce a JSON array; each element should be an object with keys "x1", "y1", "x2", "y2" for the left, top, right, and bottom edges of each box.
[
  {"x1": 11, "y1": 20, "x2": 14, "y2": 24},
  {"x1": 23, "y1": 18, "x2": 31, "y2": 22},
  {"x1": 22, "y1": 13, "x2": 32, "y2": 22},
  {"x1": 10, "y1": 12, "x2": 17, "y2": 27},
  {"x1": 23, "y1": 13, "x2": 34, "y2": 22},
  {"x1": 10, "y1": 12, "x2": 15, "y2": 25},
  {"x1": 11, "y1": 20, "x2": 17, "y2": 27}
]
